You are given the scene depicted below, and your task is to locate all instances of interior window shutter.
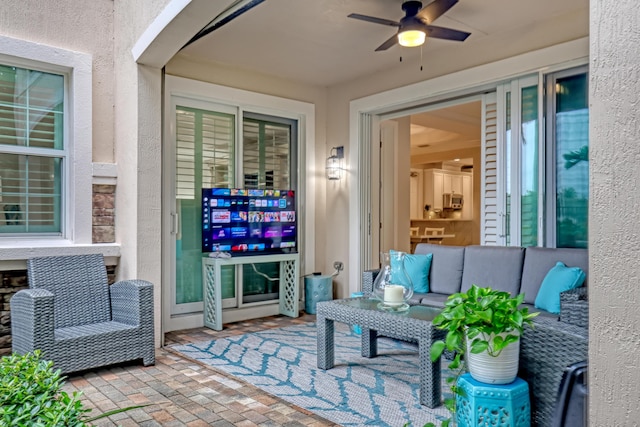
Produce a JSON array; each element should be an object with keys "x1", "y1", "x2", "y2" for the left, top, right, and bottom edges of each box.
[
  {"x1": 0, "y1": 66, "x2": 63, "y2": 233},
  {"x1": 242, "y1": 118, "x2": 291, "y2": 189},
  {"x1": 175, "y1": 108, "x2": 196, "y2": 200},
  {"x1": 175, "y1": 106, "x2": 234, "y2": 200},
  {"x1": 481, "y1": 92, "x2": 499, "y2": 245}
]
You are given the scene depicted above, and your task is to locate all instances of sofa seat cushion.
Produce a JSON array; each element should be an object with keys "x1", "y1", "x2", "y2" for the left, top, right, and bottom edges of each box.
[
  {"x1": 534, "y1": 262, "x2": 586, "y2": 314},
  {"x1": 521, "y1": 247, "x2": 588, "y2": 305},
  {"x1": 521, "y1": 303, "x2": 558, "y2": 320},
  {"x1": 417, "y1": 292, "x2": 450, "y2": 308},
  {"x1": 55, "y1": 321, "x2": 137, "y2": 341},
  {"x1": 414, "y1": 243, "x2": 464, "y2": 295},
  {"x1": 460, "y1": 246, "x2": 525, "y2": 296},
  {"x1": 408, "y1": 292, "x2": 429, "y2": 305}
]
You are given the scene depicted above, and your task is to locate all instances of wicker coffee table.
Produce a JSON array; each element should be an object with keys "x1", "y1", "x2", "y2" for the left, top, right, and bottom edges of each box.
[{"x1": 316, "y1": 297, "x2": 445, "y2": 408}]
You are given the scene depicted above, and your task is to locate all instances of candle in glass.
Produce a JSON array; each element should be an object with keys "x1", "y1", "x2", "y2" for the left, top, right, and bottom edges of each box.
[{"x1": 384, "y1": 284, "x2": 404, "y2": 305}]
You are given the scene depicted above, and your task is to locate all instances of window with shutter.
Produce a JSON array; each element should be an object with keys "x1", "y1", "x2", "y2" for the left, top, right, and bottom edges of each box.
[
  {"x1": 0, "y1": 64, "x2": 64, "y2": 234},
  {"x1": 242, "y1": 116, "x2": 293, "y2": 189}
]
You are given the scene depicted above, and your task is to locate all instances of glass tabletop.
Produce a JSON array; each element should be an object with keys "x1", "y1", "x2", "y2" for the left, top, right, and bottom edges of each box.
[{"x1": 334, "y1": 297, "x2": 442, "y2": 322}]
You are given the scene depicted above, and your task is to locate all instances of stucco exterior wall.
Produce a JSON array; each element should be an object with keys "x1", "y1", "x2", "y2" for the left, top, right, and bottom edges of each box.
[
  {"x1": 0, "y1": 0, "x2": 115, "y2": 163},
  {"x1": 112, "y1": 0, "x2": 174, "y2": 347},
  {"x1": 589, "y1": 0, "x2": 640, "y2": 423}
]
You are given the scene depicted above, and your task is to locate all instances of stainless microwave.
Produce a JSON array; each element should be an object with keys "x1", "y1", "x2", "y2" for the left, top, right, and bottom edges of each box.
[{"x1": 443, "y1": 193, "x2": 463, "y2": 209}]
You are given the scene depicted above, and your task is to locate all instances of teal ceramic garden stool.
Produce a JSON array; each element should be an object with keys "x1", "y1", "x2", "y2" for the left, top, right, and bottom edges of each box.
[
  {"x1": 304, "y1": 275, "x2": 333, "y2": 314},
  {"x1": 456, "y1": 373, "x2": 531, "y2": 427}
]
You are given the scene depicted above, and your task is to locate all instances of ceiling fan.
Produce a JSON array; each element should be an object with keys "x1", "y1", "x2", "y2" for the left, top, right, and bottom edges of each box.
[{"x1": 348, "y1": 0, "x2": 471, "y2": 52}]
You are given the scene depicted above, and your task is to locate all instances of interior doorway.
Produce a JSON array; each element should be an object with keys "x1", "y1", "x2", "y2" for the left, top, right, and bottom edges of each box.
[{"x1": 378, "y1": 97, "x2": 483, "y2": 257}]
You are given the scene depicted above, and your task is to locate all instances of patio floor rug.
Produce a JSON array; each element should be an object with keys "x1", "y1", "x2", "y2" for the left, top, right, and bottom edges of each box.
[{"x1": 171, "y1": 322, "x2": 451, "y2": 427}]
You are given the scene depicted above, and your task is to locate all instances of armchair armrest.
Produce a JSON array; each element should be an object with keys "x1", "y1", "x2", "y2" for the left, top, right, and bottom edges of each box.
[
  {"x1": 10, "y1": 289, "x2": 55, "y2": 355},
  {"x1": 361, "y1": 269, "x2": 380, "y2": 295},
  {"x1": 110, "y1": 279, "x2": 154, "y2": 328},
  {"x1": 560, "y1": 287, "x2": 588, "y2": 327}
]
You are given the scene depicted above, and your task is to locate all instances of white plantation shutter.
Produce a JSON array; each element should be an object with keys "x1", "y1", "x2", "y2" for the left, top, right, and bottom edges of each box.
[
  {"x1": 0, "y1": 65, "x2": 63, "y2": 234},
  {"x1": 481, "y1": 92, "x2": 499, "y2": 245},
  {"x1": 175, "y1": 106, "x2": 234, "y2": 199},
  {"x1": 242, "y1": 118, "x2": 291, "y2": 189},
  {"x1": 175, "y1": 109, "x2": 195, "y2": 199}
]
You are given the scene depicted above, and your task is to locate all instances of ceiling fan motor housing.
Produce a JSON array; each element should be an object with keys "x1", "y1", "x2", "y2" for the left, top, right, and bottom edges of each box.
[{"x1": 402, "y1": 1, "x2": 424, "y2": 17}]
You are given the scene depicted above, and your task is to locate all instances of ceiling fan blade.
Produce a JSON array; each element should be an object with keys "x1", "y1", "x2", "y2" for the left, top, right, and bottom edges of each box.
[
  {"x1": 424, "y1": 24, "x2": 471, "y2": 42},
  {"x1": 417, "y1": 0, "x2": 458, "y2": 24},
  {"x1": 348, "y1": 13, "x2": 400, "y2": 27},
  {"x1": 375, "y1": 34, "x2": 399, "y2": 51}
]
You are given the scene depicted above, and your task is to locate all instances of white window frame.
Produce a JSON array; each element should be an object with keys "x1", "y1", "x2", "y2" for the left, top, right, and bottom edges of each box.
[{"x1": 0, "y1": 35, "x2": 116, "y2": 264}]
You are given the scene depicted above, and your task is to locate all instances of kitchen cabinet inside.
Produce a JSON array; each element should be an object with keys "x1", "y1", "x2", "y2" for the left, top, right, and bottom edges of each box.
[
  {"x1": 422, "y1": 168, "x2": 472, "y2": 218},
  {"x1": 424, "y1": 169, "x2": 444, "y2": 211},
  {"x1": 443, "y1": 173, "x2": 463, "y2": 195}
]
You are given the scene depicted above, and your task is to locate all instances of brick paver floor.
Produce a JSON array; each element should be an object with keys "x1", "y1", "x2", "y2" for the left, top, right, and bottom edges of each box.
[{"x1": 63, "y1": 312, "x2": 340, "y2": 427}]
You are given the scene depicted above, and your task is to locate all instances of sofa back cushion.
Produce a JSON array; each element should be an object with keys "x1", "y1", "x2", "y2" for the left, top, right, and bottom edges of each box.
[
  {"x1": 461, "y1": 245, "x2": 525, "y2": 296},
  {"x1": 521, "y1": 247, "x2": 589, "y2": 304},
  {"x1": 414, "y1": 243, "x2": 464, "y2": 294}
]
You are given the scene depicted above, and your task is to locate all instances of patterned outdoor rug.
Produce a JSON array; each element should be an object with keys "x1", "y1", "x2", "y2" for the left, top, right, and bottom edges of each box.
[{"x1": 172, "y1": 322, "x2": 451, "y2": 427}]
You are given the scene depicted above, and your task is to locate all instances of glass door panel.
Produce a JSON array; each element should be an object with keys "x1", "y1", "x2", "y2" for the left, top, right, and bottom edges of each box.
[
  {"x1": 240, "y1": 113, "x2": 295, "y2": 304},
  {"x1": 520, "y1": 85, "x2": 539, "y2": 247},
  {"x1": 499, "y1": 75, "x2": 539, "y2": 247},
  {"x1": 549, "y1": 71, "x2": 589, "y2": 248},
  {"x1": 174, "y1": 106, "x2": 235, "y2": 313}
]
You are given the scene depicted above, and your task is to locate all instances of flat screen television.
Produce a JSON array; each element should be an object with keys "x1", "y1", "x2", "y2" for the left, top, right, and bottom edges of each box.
[{"x1": 202, "y1": 188, "x2": 297, "y2": 255}]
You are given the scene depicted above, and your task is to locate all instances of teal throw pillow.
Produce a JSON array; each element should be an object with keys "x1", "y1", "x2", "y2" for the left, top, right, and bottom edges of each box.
[
  {"x1": 534, "y1": 261, "x2": 586, "y2": 314},
  {"x1": 389, "y1": 250, "x2": 433, "y2": 293}
]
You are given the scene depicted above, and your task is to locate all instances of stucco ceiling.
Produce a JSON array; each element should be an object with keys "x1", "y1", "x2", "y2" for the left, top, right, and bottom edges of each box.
[{"x1": 180, "y1": 0, "x2": 588, "y2": 87}]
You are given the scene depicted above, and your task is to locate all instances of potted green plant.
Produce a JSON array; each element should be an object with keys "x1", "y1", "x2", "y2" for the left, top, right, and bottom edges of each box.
[{"x1": 430, "y1": 284, "x2": 539, "y2": 385}]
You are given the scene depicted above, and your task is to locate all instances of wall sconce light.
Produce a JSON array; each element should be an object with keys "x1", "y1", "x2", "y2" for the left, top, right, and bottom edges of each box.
[{"x1": 326, "y1": 146, "x2": 344, "y2": 180}]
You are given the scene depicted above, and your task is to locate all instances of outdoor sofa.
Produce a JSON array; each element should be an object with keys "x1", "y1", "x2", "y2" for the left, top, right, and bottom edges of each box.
[{"x1": 362, "y1": 243, "x2": 589, "y2": 426}]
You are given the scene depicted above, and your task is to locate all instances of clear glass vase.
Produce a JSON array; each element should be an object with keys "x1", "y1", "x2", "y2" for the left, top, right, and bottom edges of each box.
[{"x1": 373, "y1": 251, "x2": 413, "y2": 312}]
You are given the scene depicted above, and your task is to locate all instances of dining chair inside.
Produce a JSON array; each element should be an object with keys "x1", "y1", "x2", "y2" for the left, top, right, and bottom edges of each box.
[{"x1": 422, "y1": 227, "x2": 446, "y2": 244}]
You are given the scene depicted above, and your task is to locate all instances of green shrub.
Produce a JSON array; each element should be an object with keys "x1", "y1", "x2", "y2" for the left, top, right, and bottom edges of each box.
[
  {"x1": 0, "y1": 351, "x2": 148, "y2": 427},
  {"x1": 0, "y1": 351, "x2": 89, "y2": 427}
]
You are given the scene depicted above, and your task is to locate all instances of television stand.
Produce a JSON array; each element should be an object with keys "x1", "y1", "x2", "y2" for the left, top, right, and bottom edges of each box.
[{"x1": 202, "y1": 253, "x2": 300, "y2": 330}]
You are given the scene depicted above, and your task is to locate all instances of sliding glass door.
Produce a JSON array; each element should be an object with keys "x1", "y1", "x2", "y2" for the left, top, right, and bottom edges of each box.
[
  {"x1": 166, "y1": 95, "x2": 298, "y2": 326},
  {"x1": 494, "y1": 67, "x2": 589, "y2": 248},
  {"x1": 545, "y1": 67, "x2": 589, "y2": 248}
]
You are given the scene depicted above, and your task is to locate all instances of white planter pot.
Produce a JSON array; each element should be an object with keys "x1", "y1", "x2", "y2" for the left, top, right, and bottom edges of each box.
[{"x1": 466, "y1": 332, "x2": 520, "y2": 384}]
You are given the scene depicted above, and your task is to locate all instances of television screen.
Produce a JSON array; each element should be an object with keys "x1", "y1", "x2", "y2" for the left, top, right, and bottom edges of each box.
[{"x1": 202, "y1": 188, "x2": 297, "y2": 255}]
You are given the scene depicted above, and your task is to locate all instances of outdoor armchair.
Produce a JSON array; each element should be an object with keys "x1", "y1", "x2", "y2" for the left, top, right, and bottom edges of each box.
[{"x1": 10, "y1": 254, "x2": 155, "y2": 374}]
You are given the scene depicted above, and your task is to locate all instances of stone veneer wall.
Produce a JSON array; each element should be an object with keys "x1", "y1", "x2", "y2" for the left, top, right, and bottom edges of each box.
[
  {"x1": 93, "y1": 184, "x2": 115, "y2": 243},
  {"x1": 0, "y1": 185, "x2": 118, "y2": 354}
]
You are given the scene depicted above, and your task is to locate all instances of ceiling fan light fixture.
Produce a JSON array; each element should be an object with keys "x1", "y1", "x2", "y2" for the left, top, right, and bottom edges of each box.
[{"x1": 398, "y1": 29, "x2": 426, "y2": 47}]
